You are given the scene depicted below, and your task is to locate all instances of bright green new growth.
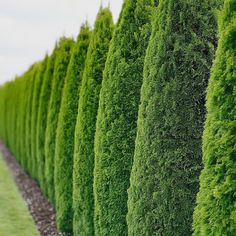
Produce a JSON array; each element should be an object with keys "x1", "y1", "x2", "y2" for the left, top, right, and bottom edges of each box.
[
  {"x1": 54, "y1": 25, "x2": 90, "y2": 233},
  {"x1": 36, "y1": 45, "x2": 58, "y2": 202},
  {"x1": 93, "y1": 1, "x2": 154, "y2": 235},
  {"x1": 44, "y1": 38, "x2": 74, "y2": 201},
  {"x1": 31, "y1": 58, "x2": 48, "y2": 180},
  {"x1": 193, "y1": 1, "x2": 236, "y2": 235},
  {"x1": 73, "y1": 9, "x2": 113, "y2": 236},
  {"x1": 127, "y1": 0, "x2": 221, "y2": 235}
]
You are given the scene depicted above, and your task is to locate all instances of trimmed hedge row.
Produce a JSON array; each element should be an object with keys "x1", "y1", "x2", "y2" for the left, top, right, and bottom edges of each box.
[{"x1": 0, "y1": 1, "x2": 230, "y2": 236}]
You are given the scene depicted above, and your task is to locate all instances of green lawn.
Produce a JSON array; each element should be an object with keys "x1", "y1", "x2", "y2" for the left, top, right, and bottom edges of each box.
[{"x1": 0, "y1": 153, "x2": 39, "y2": 236}]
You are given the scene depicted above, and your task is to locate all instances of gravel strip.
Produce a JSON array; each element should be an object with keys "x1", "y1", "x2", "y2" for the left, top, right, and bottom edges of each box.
[{"x1": 0, "y1": 142, "x2": 70, "y2": 236}]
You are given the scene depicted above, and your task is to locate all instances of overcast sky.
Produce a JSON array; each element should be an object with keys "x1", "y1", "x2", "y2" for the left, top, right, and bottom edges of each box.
[{"x1": 0, "y1": 0, "x2": 123, "y2": 85}]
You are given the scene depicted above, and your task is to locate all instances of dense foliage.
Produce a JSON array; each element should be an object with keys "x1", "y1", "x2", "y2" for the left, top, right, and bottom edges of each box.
[
  {"x1": 193, "y1": 1, "x2": 236, "y2": 235},
  {"x1": 1, "y1": 2, "x2": 235, "y2": 235},
  {"x1": 44, "y1": 38, "x2": 74, "y2": 230},
  {"x1": 127, "y1": 0, "x2": 221, "y2": 235},
  {"x1": 54, "y1": 25, "x2": 90, "y2": 233},
  {"x1": 73, "y1": 9, "x2": 113, "y2": 236},
  {"x1": 93, "y1": 1, "x2": 155, "y2": 235},
  {"x1": 37, "y1": 46, "x2": 58, "y2": 202},
  {"x1": 31, "y1": 58, "x2": 48, "y2": 180}
]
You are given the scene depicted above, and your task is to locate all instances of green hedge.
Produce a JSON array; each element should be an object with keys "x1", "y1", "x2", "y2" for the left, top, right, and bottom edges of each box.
[
  {"x1": 54, "y1": 26, "x2": 90, "y2": 233},
  {"x1": 93, "y1": 1, "x2": 155, "y2": 235},
  {"x1": 37, "y1": 46, "x2": 58, "y2": 202},
  {"x1": 127, "y1": 0, "x2": 221, "y2": 235},
  {"x1": 31, "y1": 58, "x2": 48, "y2": 180},
  {"x1": 73, "y1": 9, "x2": 113, "y2": 236},
  {"x1": 193, "y1": 1, "x2": 236, "y2": 235},
  {"x1": 44, "y1": 37, "x2": 74, "y2": 231},
  {"x1": 25, "y1": 66, "x2": 37, "y2": 173}
]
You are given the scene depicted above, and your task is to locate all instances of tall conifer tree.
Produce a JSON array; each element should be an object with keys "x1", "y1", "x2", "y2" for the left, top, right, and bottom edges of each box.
[
  {"x1": 44, "y1": 38, "x2": 74, "y2": 197},
  {"x1": 193, "y1": 1, "x2": 236, "y2": 235},
  {"x1": 25, "y1": 66, "x2": 37, "y2": 174},
  {"x1": 72, "y1": 9, "x2": 113, "y2": 236},
  {"x1": 93, "y1": 1, "x2": 155, "y2": 235},
  {"x1": 127, "y1": 0, "x2": 221, "y2": 235},
  {"x1": 54, "y1": 26, "x2": 90, "y2": 233},
  {"x1": 31, "y1": 58, "x2": 48, "y2": 180},
  {"x1": 36, "y1": 45, "x2": 58, "y2": 202}
]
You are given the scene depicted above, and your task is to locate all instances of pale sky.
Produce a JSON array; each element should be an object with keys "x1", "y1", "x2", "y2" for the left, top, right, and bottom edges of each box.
[{"x1": 0, "y1": 0, "x2": 123, "y2": 84}]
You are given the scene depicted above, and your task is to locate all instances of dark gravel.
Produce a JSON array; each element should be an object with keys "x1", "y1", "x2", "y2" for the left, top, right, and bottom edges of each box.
[{"x1": 0, "y1": 142, "x2": 69, "y2": 236}]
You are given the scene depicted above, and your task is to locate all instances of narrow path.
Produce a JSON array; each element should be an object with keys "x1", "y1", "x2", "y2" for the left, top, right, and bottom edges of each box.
[{"x1": 0, "y1": 152, "x2": 40, "y2": 236}]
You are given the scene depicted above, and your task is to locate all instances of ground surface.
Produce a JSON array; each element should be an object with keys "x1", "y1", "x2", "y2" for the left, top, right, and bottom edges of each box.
[
  {"x1": 0, "y1": 152, "x2": 40, "y2": 236},
  {"x1": 0, "y1": 142, "x2": 68, "y2": 236}
]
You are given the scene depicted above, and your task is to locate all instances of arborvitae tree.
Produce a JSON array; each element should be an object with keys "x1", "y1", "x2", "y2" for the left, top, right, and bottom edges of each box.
[
  {"x1": 44, "y1": 37, "x2": 74, "y2": 200},
  {"x1": 4, "y1": 81, "x2": 11, "y2": 148},
  {"x1": 4, "y1": 82, "x2": 12, "y2": 148},
  {"x1": 93, "y1": 1, "x2": 155, "y2": 235},
  {"x1": 31, "y1": 58, "x2": 48, "y2": 180},
  {"x1": 25, "y1": 66, "x2": 37, "y2": 174},
  {"x1": 37, "y1": 45, "x2": 58, "y2": 202},
  {"x1": 11, "y1": 77, "x2": 21, "y2": 156},
  {"x1": 54, "y1": 24, "x2": 90, "y2": 234},
  {"x1": 193, "y1": 1, "x2": 236, "y2": 235},
  {"x1": 15, "y1": 76, "x2": 25, "y2": 161},
  {"x1": 43, "y1": 37, "x2": 74, "y2": 195},
  {"x1": 0, "y1": 86, "x2": 4, "y2": 140},
  {"x1": 72, "y1": 9, "x2": 114, "y2": 236},
  {"x1": 19, "y1": 71, "x2": 32, "y2": 168},
  {"x1": 127, "y1": 0, "x2": 221, "y2": 235}
]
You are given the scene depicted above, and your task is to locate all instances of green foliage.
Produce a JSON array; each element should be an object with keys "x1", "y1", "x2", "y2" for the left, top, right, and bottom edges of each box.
[
  {"x1": 73, "y1": 9, "x2": 113, "y2": 236},
  {"x1": 31, "y1": 58, "x2": 48, "y2": 180},
  {"x1": 127, "y1": 0, "x2": 221, "y2": 235},
  {"x1": 25, "y1": 66, "x2": 38, "y2": 174},
  {"x1": 44, "y1": 38, "x2": 74, "y2": 231},
  {"x1": 193, "y1": 1, "x2": 236, "y2": 235},
  {"x1": 37, "y1": 46, "x2": 58, "y2": 202},
  {"x1": 15, "y1": 77, "x2": 25, "y2": 161},
  {"x1": 11, "y1": 77, "x2": 21, "y2": 156},
  {"x1": 93, "y1": 1, "x2": 154, "y2": 235},
  {"x1": 19, "y1": 70, "x2": 33, "y2": 169},
  {"x1": 54, "y1": 26, "x2": 90, "y2": 233}
]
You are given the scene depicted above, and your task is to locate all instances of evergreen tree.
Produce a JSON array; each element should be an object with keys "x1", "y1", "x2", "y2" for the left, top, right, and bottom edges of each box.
[
  {"x1": 4, "y1": 81, "x2": 12, "y2": 148},
  {"x1": 11, "y1": 79, "x2": 18, "y2": 152},
  {"x1": 19, "y1": 70, "x2": 33, "y2": 168},
  {"x1": 37, "y1": 46, "x2": 58, "y2": 202},
  {"x1": 15, "y1": 76, "x2": 25, "y2": 161},
  {"x1": 25, "y1": 65, "x2": 37, "y2": 174},
  {"x1": 31, "y1": 58, "x2": 48, "y2": 180},
  {"x1": 193, "y1": 1, "x2": 236, "y2": 235},
  {"x1": 44, "y1": 38, "x2": 74, "y2": 229},
  {"x1": 44, "y1": 37, "x2": 74, "y2": 203},
  {"x1": 127, "y1": 0, "x2": 221, "y2": 235},
  {"x1": 72, "y1": 10, "x2": 113, "y2": 236},
  {"x1": 53, "y1": 25, "x2": 90, "y2": 233},
  {"x1": 93, "y1": 1, "x2": 155, "y2": 235},
  {"x1": 0, "y1": 86, "x2": 4, "y2": 140}
]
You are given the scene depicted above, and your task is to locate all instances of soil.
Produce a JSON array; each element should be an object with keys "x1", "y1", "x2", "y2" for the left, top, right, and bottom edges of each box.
[{"x1": 0, "y1": 142, "x2": 69, "y2": 236}]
